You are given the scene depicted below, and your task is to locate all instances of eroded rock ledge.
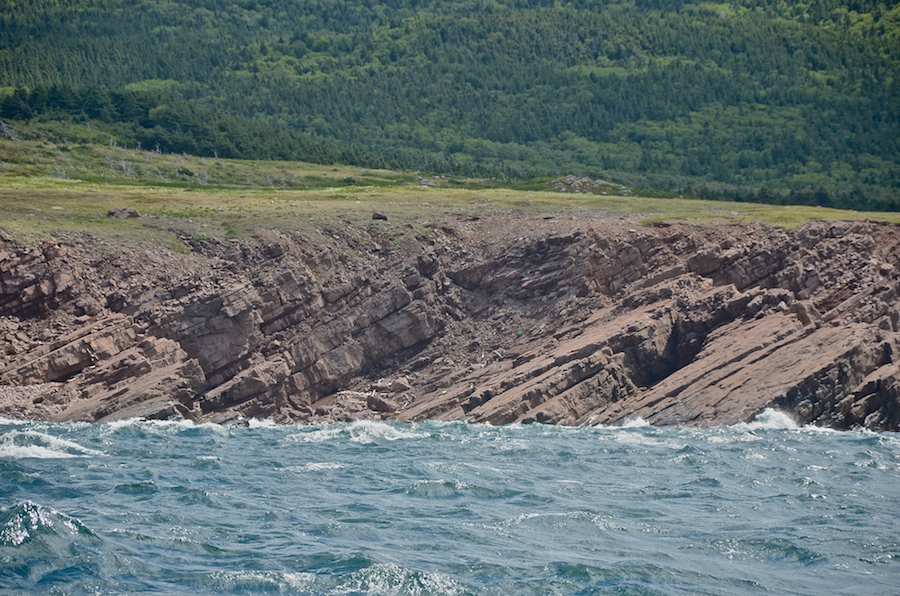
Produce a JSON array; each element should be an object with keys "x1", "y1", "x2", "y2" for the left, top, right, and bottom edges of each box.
[{"x1": 1, "y1": 214, "x2": 899, "y2": 430}]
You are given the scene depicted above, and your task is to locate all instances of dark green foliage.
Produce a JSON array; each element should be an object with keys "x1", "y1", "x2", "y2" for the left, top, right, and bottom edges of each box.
[
  {"x1": 1, "y1": 0, "x2": 899, "y2": 208},
  {"x1": 0, "y1": 86, "x2": 387, "y2": 167}
]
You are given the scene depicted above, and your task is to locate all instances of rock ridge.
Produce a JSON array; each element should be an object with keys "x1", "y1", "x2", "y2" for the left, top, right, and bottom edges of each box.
[{"x1": 1, "y1": 215, "x2": 899, "y2": 431}]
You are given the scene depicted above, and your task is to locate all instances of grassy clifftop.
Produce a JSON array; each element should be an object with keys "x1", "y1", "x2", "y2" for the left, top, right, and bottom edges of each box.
[{"x1": 2, "y1": 137, "x2": 899, "y2": 253}]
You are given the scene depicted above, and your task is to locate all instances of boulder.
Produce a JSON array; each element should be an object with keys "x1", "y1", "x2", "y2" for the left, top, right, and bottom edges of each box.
[{"x1": 107, "y1": 207, "x2": 141, "y2": 219}]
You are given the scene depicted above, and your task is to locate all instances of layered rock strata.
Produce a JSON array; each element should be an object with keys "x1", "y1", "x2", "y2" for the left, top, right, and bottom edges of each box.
[{"x1": 1, "y1": 215, "x2": 899, "y2": 430}]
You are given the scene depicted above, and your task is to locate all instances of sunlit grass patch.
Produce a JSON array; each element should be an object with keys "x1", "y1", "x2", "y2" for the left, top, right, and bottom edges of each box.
[
  {"x1": 2, "y1": 136, "x2": 900, "y2": 249},
  {"x1": 641, "y1": 203, "x2": 900, "y2": 231}
]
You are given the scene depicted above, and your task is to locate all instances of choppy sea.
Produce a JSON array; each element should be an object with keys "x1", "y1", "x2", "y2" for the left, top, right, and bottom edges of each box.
[{"x1": 1, "y1": 410, "x2": 897, "y2": 595}]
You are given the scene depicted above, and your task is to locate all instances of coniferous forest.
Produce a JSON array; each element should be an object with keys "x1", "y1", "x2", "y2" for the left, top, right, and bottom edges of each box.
[{"x1": 1, "y1": 0, "x2": 899, "y2": 209}]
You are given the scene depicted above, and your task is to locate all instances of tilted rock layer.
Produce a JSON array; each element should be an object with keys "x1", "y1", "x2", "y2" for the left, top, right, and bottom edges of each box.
[{"x1": 1, "y1": 214, "x2": 899, "y2": 431}]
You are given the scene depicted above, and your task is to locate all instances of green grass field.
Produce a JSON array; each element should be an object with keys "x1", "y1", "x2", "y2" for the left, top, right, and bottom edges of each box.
[{"x1": 2, "y1": 137, "x2": 899, "y2": 251}]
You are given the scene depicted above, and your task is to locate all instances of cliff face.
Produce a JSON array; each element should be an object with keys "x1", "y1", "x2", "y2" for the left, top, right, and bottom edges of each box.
[{"x1": 1, "y1": 214, "x2": 899, "y2": 431}]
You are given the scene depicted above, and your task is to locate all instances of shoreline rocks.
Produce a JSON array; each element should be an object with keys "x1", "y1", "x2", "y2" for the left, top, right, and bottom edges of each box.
[{"x1": 1, "y1": 215, "x2": 899, "y2": 431}]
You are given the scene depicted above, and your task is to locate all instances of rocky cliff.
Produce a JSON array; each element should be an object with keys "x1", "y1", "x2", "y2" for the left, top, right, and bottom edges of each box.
[{"x1": 1, "y1": 213, "x2": 899, "y2": 431}]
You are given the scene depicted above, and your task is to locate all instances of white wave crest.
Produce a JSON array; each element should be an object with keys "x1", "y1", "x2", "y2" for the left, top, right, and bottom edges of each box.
[
  {"x1": 102, "y1": 418, "x2": 145, "y2": 432},
  {"x1": 0, "y1": 501, "x2": 84, "y2": 546},
  {"x1": 101, "y1": 417, "x2": 227, "y2": 436},
  {"x1": 0, "y1": 417, "x2": 30, "y2": 426},
  {"x1": 0, "y1": 430, "x2": 103, "y2": 459},
  {"x1": 209, "y1": 570, "x2": 316, "y2": 591},
  {"x1": 285, "y1": 424, "x2": 345, "y2": 443},
  {"x1": 347, "y1": 420, "x2": 429, "y2": 443},
  {"x1": 618, "y1": 417, "x2": 650, "y2": 428},
  {"x1": 611, "y1": 431, "x2": 686, "y2": 450},
  {"x1": 343, "y1": 562, "x2": 463, "y2": 596},
  {"x1": 287, "y1": 462, "x2": 345, "y2": 472},
  {"x1": 286, "y1": 420, "x2": 428, "y2": 444},
  {"x1": 742, "y1": 409, "x2": 799, "y2": 431}
]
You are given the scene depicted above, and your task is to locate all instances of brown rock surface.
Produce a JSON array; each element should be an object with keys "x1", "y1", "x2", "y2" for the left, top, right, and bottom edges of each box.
[{"x1": 1, "y1": 214, "x2": 899, "y2": 431}]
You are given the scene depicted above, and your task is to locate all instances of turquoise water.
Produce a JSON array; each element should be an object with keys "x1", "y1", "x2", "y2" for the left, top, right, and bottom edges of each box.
[{"x1": 1, "y1": 411, "x2": 898, "y2": 595}]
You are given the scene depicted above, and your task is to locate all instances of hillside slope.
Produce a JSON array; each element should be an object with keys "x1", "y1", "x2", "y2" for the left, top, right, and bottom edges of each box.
[{"x1": 2, "y1": 0, "x2": 899, "y2": 206}]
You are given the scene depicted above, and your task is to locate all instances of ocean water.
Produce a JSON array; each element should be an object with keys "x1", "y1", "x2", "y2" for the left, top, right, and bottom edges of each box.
[{"x1": 1, "y1": 410, "x2": 897, "y2": 596}]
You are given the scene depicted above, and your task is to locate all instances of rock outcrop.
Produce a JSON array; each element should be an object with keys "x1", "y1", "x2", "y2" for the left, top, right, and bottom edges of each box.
[{"x1": 1, "y1": 214, "x2": 899, "y2": 431}]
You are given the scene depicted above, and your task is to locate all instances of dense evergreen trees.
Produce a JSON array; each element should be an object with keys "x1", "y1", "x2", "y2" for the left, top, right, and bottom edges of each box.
[
  {"x1": 1, "y1": 1, "x2": 898, "y2": 208},
  {"x1": 0, "y1": 86, "x2": 382, "y2": 166}
]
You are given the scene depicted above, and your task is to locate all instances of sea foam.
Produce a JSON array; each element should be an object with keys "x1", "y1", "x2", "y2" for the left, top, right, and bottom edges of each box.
[
  {"x1": 0, "y1": 501, "x2": 88, "y2": 547},
  {"x1": 285, "y1": 419, "x2": 429, "y2": 444},
  {"x1": 743, "y1": 408, "x2": 799, "y2": 431},
  {"x1": 0, "y1": 430, "x2": 103, "y2": 459}
]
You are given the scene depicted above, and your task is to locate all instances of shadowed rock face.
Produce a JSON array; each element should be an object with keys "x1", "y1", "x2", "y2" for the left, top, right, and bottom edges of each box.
[{"x1": 1, "y1": 215, "x2": 899, "y2": 431}]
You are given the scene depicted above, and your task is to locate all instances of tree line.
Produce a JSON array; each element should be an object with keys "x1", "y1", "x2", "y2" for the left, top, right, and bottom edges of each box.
[{"x1": 1, "y1": 0, "x2": 898, "y2": 209}]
